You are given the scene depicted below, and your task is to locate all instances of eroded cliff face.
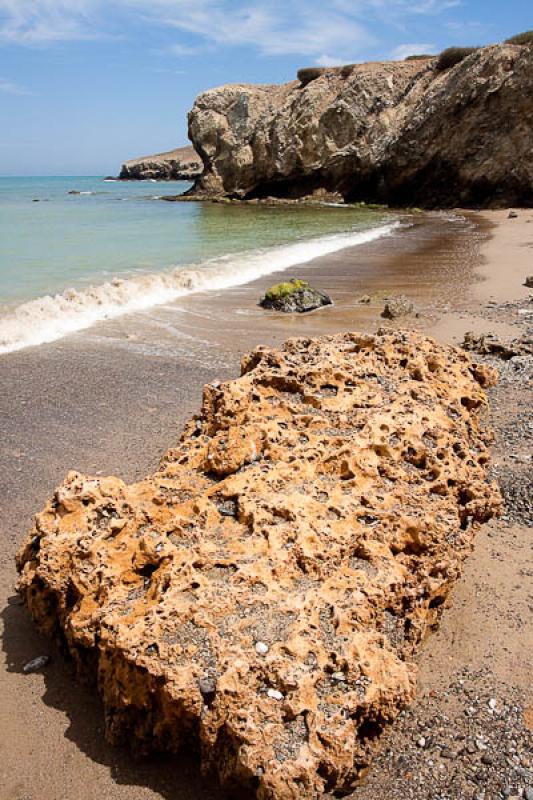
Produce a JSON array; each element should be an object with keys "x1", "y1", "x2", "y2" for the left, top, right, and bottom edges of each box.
[
  {"x1": 188, "y1": 44, "x2": 533, "y2": 207},
  {"x1": 118, "y1": 145, "x2": 202, "y2": 181},
  {"x1": 17, "y1": 331, "x2": 500, "y2": 799}
]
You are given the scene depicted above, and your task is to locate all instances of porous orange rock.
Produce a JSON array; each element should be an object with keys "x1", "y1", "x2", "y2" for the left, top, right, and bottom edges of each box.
[{"x1": 17, "y1": 330, "x2": 501, "y2": 799}]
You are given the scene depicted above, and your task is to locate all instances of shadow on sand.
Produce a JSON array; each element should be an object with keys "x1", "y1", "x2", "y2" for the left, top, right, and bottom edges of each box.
[{"x1": 1, "y1": 596, "x2": 224, "y2": 800}]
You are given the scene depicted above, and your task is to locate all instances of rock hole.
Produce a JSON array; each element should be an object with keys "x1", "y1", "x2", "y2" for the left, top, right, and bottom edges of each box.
[{"x1": 137, "y1": 563, "x2": 158, "y2": 582}]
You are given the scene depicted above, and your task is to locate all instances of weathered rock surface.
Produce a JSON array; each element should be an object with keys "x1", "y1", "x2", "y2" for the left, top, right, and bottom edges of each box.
[
  {"x1": 17, "y1": 330, "x2": 501, "y2": 799},
  {"x1": 187, "y1": 44, "x2": 533, "y2": 207},
  {"x1": 462, "y1": 331, "x2": 533, "y2": 359},
  {"x1": 381, "y1": 296, "x2": 416, "y2": 320},
  {"x1": 260, "y1": 279, "x2": 332, "y2": 313},
  {"x1": 118, "y1": 145, "x2": 203, "y2": 181}
]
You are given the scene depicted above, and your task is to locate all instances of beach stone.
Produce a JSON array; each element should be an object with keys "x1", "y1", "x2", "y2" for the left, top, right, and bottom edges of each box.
[
  {"x1": 524, "y1": 787, "x2": 533, "y2": 800},
  {"x1": 198, "y1": 677, "x2": 217, "y2": 697},
  {"x1": 259, "y1": 278, "x2": 332, "y2": 313},
  {"x1": 508, "y1": 210, "x2": 518, "y2": 218},
  {"x1": 524, "y1": 276, "x2": 533, "y2": 288},
  {"x1": 16, "y1": 330, "x2": 501, "y2": 800},
  {"x1": 23, "y1": 655, "x2": 49, "y2": 674},
  {"x1": 381, "y1": 295, "x2": 415, "y2": 319},
  {"x1": 461, "y1": 331, "x2": 533, "y2": 360},
  {"x1": 266, "y1": 689, "x2": 284, "y2": 701}
]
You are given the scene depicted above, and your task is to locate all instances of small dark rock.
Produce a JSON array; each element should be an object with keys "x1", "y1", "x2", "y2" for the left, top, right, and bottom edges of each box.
[
  {"x1": 508, "y1": 210, "x2": 518, "y2": 218},
  {"x1": 198, "y1": 676, "x2": 217, "y2": 698},
  {"x1": 524, "y1": 276, "x2": 533, "y2": 288},
  {"x1": 23, "y1": 655, "x2": 50, "y2": 674}
]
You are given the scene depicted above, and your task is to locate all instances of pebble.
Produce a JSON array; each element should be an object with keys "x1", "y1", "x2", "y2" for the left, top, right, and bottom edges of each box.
[
  {"x1": 417, "y1": 736, "x2": 426, "y2": 748},
  {"x1": 23, "y1": 655, "x2": 50, "y2": 674},
  {"x1": 488, "y1": 698, "x2": 497, "y2": 710},
  {"x1": 267, "y1": 689, "x2": 284, "y2": 700},
  {"x1": 198, "y1": 677, "x2": 217, "y2": 697},
  {"x1": 255, "y1": 641, "x2": 269, "y2": 656},
  {"x1": 524, "y1": 789, "x2": 533, "y2": 800}
]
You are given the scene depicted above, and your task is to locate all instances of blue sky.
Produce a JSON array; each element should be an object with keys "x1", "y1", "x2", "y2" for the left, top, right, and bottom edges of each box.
[{"x1": 0, "y1": 0, "x2": 530, "y2": 175}]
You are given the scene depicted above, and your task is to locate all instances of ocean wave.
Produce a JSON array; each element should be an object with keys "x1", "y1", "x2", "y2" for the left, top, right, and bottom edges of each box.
[{"x1": 0, "y1": 222, "x2": 401, "y2": 355}]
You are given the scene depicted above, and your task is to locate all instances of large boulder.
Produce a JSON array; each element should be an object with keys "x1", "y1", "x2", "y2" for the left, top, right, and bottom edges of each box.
[
  {"x1": 187, "y1": 44, "x2": 533, "y2": 207},
  {"x1": 17, "y1": 330, "x2": 500, "y2": 799}
]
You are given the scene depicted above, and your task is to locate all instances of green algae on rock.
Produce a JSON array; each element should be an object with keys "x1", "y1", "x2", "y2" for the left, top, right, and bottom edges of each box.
[{"x1": 260, "y1": 279, "x2": 332, "y2": 313}]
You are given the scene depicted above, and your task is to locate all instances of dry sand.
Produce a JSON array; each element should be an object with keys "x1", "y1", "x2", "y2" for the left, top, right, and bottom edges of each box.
[{"x1": 0, "y1": 209, "x2": 531, "y2": 800}]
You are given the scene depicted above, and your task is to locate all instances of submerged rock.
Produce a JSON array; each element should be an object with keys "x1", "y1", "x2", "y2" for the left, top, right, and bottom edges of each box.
[
  {"x1": 259, "y1": 279, "x2": 332, "y2": 312},
  {"x1": 17, "y1": 330, "x2": 500, "y2": 799}
]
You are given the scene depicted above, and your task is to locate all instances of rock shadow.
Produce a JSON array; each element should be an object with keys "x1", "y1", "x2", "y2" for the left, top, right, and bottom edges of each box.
[{"x1": 1, "y1": 596, "x2": 224, "y2": 800}]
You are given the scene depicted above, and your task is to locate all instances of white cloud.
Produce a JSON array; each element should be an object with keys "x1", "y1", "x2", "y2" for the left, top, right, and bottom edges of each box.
[
  {"x1": 391, "y1": 42, "x2": 435, "y2": 59},
  {"x1": 126, "y1": 1, "x2": 372, "y2": 59},
  {"x1": 339, "y1": 0, "x2": 460, "y2": 14},
  {"x1": 0, "y1": 77, "x2": 31, "y2": 94},
  {"x1": 0, "y1": 0, "x2": 462, "y2": 58},
  {"x1": 316, "y1": 54, "x2": 346, "y2": 67},
  {"x1": 0, "y1": 0, "x2": 99, "y2": 43}
]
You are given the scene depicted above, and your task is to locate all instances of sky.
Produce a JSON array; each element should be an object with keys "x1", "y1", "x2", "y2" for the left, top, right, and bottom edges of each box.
[{"x1": 0, "y1": 0, "x2": 530, "y2": 176}]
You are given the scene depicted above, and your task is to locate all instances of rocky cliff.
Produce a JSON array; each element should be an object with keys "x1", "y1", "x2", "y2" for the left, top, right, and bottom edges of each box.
[
  {"x1": 118, "y1": 145, "x2": 202, "y2": 181},
  {"x1": 17, "y1": 330, "x2": 500, "y2": 799},
  {"x1": 187, "y1": 44, "x2": 533, "y2": 207}
]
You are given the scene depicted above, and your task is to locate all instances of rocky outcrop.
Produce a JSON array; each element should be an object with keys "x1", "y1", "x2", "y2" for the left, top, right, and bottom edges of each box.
[
  {"x1": 259, "y1": 279, "x2": 332, "y2": 313},
  {"x1": 17, "y1": 331, "x2": 500, "y2": 799},
  {"x1": 187, "y1": 44, "x2": 533, "y2": 207},
  {"x1": 462, "y1": 331, "x2": 533, "y2": 359},
  {"x1": 118, "y1": 145, "x2": 203, "y2": 181}
]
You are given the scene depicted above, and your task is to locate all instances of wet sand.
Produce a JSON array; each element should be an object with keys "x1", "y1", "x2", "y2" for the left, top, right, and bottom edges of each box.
[{"x1": 0, "y1": 209, "x2": 531, "y2": 800}]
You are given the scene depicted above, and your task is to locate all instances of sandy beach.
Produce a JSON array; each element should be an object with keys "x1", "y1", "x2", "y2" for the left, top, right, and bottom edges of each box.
[{"x1": 1, "y1": 209, "x2": 531, "y2": 800}]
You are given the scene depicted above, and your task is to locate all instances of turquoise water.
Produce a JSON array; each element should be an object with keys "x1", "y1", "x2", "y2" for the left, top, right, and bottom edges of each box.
[{"x1": 0, "y1": 177, "x2": 398, "y2": 353}]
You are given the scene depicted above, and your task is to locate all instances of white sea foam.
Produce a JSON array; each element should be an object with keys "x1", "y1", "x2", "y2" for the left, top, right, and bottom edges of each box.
[{"x1": 0, "y1": 222, "x2": 401, "y2": 355}]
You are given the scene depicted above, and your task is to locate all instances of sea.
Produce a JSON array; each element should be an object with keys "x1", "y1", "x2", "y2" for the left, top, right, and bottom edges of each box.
[{"x1": 0, "y1": 176, "x2": 400, "y2": 355}]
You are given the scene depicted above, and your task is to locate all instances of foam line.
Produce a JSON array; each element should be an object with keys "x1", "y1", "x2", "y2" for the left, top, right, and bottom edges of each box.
[{"x1": 0, "y1": 222, "x2": 401, "y2": 354}]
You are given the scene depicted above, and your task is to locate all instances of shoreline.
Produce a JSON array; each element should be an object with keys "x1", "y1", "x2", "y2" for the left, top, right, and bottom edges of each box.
[
  {"x1": 0, "y1": 216, "x2": 401, "y2": 356},
  {"x1": 1, "y1": 209, "x2": 531, "y2": 800}
]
